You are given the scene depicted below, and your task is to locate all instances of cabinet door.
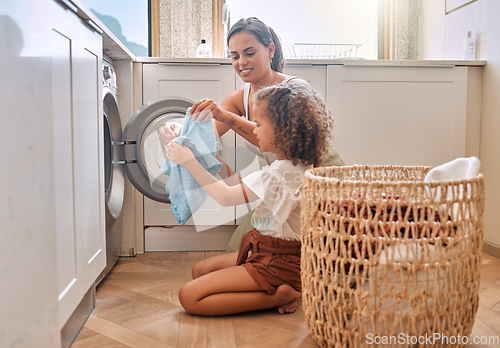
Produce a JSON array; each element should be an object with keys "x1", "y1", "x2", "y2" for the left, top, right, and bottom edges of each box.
[
  {"x1": 52, "y1": 3, "x2": 104, "y2": 328},
  {"x1": 327, "y1": 65, "x2": 471, "y2": 166},
  {"x1": 51, "y1": 8, "x2": 82, "y2": 328},
  {"x1": 75, "y1": 21, "x2": 105, "y2": 289},
  {"x1": 284, "y1": 64, "x2": 327, "y2": 99},
  {"x1": 142, "y1": 63, "x2": 236, "y2": 226}
]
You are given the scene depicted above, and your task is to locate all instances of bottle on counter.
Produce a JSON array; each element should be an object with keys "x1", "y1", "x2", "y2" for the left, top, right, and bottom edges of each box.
[
  {"x1": 463, "y1": 31, "x2": 476, "y2": 60},
  {"x1": 196, "y1": 39, "x2": 212, "y2": 58}
]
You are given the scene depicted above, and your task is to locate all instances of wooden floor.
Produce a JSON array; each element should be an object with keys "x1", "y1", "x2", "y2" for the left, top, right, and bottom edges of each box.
[{"x1": 72, "y1": 251, "x2": 500, "y2": 347}]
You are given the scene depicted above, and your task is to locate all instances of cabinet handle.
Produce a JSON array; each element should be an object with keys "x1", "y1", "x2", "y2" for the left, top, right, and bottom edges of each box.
[
  {"x1": 158, "y1": 63, "x2": 221, "y2": 66},
  {"x1": 343, "y1": 62, "x2": 455, "y2": 68},
  {"x1": 285, "y1": 64, "x2": 314, "y2": 67},
  {"x1": 112, "y1": 160, "x2": 137, "y2": 165},
  {"x1": 55, "y1": 0, "x2": 78, "y2": 13},
  {"x1": 112, "y1": 141, "x2": 136, "y2": 145},
  {"x1": 84, "y1": 19, "x2": 103, "y2": 34}
]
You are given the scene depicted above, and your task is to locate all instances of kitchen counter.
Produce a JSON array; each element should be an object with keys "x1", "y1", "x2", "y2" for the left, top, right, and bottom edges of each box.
[{"x1": 137, "y1": 57, "x2": 486, "y2": 67}]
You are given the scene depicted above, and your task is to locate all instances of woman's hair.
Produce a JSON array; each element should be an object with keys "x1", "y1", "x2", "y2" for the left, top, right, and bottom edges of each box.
[
  {"x1": 254, "y1": 84, "x2": 333, "y2": 167},
  {"x1": 227, "y1": 17, "x2": 284, "y2": 73}
]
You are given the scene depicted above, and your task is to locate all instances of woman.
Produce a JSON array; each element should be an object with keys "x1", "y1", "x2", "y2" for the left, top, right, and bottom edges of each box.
[{"x1": 160, "y1": 17, "x2": 343, "y2": 250}]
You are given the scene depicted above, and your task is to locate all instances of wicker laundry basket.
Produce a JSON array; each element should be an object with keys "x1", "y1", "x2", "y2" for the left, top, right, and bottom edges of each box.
[{"x1": 300, "y1": 165, "x2": 484, "y2": 348}]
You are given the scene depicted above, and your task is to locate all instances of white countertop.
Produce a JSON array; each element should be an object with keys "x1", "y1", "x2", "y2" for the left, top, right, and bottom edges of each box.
[{"x1": 137, "y1": 57, "x2": 486, "y2": 67}]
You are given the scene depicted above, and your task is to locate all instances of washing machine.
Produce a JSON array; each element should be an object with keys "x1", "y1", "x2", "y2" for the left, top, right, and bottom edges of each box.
[
  {"x1": 98, "y1": 57, "x2": 194, "y2": 279},
  {"x1": 98, "y1": 58, "x2": 240, "y2": 275},
  {"x1": 98, "y1": 56, "x2": 124, "y2": 282}
]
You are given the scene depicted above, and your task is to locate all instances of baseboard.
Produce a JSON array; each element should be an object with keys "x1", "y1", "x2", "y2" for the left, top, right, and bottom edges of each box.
[
  {"x1": 145, "y1": 225, "x2": 236, "y2": 251},
  {"x1": 60, "y1": 285, "x2": 95, "y2": 348},
  {"x1": 483, "y1": 241, "x2": 500, "y2": 259}
]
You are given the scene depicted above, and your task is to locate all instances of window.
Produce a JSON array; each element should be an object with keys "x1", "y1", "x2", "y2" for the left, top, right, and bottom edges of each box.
[
  {"x1": 80, "y1": 0, "x2": 149, "y2": 57},
  {"x1": 225, "y1": 0, "x2": 379, "y2": 59}
]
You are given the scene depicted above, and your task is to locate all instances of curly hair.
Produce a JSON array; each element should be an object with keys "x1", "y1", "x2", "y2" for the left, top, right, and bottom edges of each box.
[{"x1": 254, "y1": 83, "x2": 333, "y2": 167}]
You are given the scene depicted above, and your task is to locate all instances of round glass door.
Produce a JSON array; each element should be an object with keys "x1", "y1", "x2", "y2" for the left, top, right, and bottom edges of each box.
[{"x1": 122, "y1": 97, "x2": 193, "y2": 203}]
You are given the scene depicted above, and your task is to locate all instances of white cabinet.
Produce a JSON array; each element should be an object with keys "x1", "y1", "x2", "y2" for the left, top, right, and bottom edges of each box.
[
  {"x1": 284, "y1": 63, "x2": 327, "y2": 98},
  {"x1": 52, "y1": 1, "x2": 105, "y2": 329},
  {"x1": 327, "y1": 64, "x2": 481, "y2": 166},
  {"x1": 142, "y1": 63, "x2": 237, "y2": 227}
]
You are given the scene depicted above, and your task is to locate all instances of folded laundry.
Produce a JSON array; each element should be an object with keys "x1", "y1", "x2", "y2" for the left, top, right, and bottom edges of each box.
[{"x1": 161, "y1": 108, "x2": 221, "y2": 224}]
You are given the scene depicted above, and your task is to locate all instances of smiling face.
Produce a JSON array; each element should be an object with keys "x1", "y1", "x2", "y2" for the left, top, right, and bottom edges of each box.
[
  {"x1": 253, "y1": 100, "x2": 278, "y2": 154},
  {"x1": 228, "y1": 31, "x2": 275, "y2": 83}
]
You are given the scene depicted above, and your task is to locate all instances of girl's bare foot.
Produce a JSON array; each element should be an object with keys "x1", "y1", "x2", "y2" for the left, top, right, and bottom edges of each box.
[
  {"x1": 278, "y1": 299, "x2": 298, "y2": 314},
  {"x1": 275, "y1": 284, "x2": 302, "y2": 314}
]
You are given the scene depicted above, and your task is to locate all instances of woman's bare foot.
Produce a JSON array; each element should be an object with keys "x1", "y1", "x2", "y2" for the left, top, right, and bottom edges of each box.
[{"x1": 275, "y1": 284, "x2": 302, "y2": 314}]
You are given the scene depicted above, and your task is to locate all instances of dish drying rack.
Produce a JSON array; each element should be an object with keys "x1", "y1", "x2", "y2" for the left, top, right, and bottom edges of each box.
[{"x1": 290, "y1": 43, "x2": 361, "y2": 59}]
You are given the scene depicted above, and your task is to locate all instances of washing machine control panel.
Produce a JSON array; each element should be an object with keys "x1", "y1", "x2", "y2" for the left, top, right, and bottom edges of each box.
[{"x1": 102, "y1": 60, "x2": 117, "y2": 95}]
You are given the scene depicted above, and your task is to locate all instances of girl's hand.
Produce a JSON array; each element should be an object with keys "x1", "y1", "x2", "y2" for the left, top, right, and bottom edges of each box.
[
  {"x1": 166, "y1": 140, "x2": 196, "y2": 167},
  {"x1": 160, "y1": 122, "x2": 181, "y2": 145},
  {"x1": 190, "y1": 98, "x2": 224, "y2": 123}
]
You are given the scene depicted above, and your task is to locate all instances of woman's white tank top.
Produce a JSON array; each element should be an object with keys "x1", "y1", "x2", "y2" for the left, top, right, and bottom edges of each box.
[{"x1": 242, "y1": 76, "x2": 303, "y2": 164}]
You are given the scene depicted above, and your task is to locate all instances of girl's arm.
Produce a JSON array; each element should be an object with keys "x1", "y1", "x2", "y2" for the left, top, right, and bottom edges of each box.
[
  {"x1": 166, "y1": 140, "x2": 258, "y2": 207},
  {"x1": 215, "y1": 152, "x2": 241, "y2": 186}
]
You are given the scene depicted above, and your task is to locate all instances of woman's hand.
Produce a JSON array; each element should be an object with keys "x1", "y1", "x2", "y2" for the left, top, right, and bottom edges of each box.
[
  {"x1": 160, "y1": 122, "x2": 181, "y2": 145},
  {"x1": 166, "y1": 140, "x2": 196, "y2": 167},
  {"x1": 190, "y1": 98, "x2": 224, "y2": 123}
]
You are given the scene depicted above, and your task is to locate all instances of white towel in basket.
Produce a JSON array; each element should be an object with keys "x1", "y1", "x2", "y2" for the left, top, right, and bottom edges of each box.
[
  {"x1": 424, "y1": 156, "x2": 480, "y2": 183},
  {"x1": 425, "y1": 156, "x2": 480, "y2": 219}
]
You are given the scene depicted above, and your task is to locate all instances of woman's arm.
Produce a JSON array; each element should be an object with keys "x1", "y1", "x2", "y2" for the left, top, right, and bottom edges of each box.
[
  {"x1": 166, "y1": 140, "x2": 258, "y2": 207},
  {"x1": 192, "y1": 88, "x2": 259, "y2": 146}
]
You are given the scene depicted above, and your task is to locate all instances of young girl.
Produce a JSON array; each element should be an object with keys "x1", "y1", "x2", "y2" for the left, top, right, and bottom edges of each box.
[{"x1": 165, "y1": 83, "x2": 333, "y2": 316}]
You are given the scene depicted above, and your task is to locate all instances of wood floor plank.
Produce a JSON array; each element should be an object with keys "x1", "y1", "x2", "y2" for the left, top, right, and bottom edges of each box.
[
  {"x1": 84, "y1": 315, "x2": 174, "y2": 348},
  {"x1": 468, "y1": 318, "x2": 500, "y2": 347},
  {"x1": 177, "y1": 311, "x2": 207, "y2": 347},
  {"x1": 230, "y1": 311, "x2": 278, "y2": 346},
  {"x1": 140, "y1": 308, "x2": 184, "y2": 347},
  {"x1": 275, "y1": 335, "x2": 318, "y2": 348},
  {"x1": 237, "y1": 329, "x2": 297, "y2": 348},
  {"x1": 475, "y1": 303, "x2": 500, "y2": 333},
  {"x1": 95, "y1": 283, "x2": 178, "y2": 312},
  {"x1": 72, "y1": 328, "x2": 129, "y2": 348},
  {"x1": 207, "y1": 317, "x2": 237, "y2": 348},
  {"x1": 479, "y1": 287, "x2": 500, "y2": 309}
]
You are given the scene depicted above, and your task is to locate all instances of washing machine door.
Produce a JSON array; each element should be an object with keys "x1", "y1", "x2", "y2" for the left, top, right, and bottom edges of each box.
[
  {"x1": 103, "y1": 88, "x2": 125, "y2": 219},
  {"x1": 121, "y1": 97, "x2": 192, "y2": 203}
]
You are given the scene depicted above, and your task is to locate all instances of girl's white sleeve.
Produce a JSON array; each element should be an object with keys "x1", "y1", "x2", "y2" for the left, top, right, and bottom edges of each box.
[{"x1": 241, "y1": 168, "x2": 267, "y2": 200}]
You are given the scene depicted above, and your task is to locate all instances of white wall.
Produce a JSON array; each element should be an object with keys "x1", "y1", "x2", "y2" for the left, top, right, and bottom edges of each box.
[
  {"x1": 421, "y1": 0, "x2": 500, "y2": 250},
  {"x1": 226, "y1": 0, "x2": 379, "y2": 59}
]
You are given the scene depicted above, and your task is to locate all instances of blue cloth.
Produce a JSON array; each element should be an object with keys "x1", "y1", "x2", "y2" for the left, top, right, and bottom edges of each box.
[{"x1": 161, "y1": 108, "x2": 222, "y2": 225}]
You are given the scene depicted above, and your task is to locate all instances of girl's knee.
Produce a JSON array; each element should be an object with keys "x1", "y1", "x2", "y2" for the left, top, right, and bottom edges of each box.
[
  {"x1": 178, "y1": 282, "x2": 200, "y2": 315},
  {"x1": 191, "y1": 260, "x2": 207, "y2": 279}
]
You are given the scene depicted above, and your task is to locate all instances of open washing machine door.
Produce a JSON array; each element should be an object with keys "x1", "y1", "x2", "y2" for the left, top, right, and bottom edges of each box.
[
  {"x1": 120, "y1": 97, "x2": 192, "y2": 203},
  {"x1": 103, "y1": 88, "x2": 125, "y2": 219}
]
